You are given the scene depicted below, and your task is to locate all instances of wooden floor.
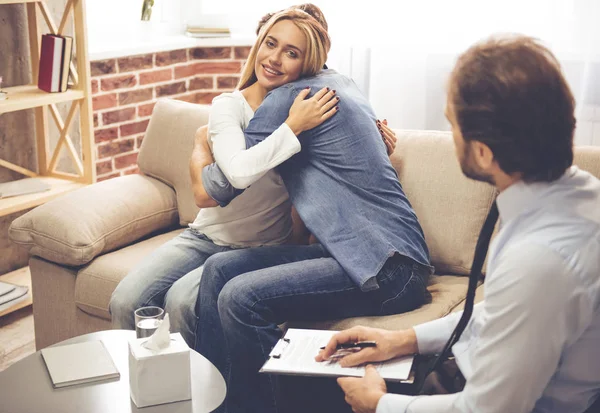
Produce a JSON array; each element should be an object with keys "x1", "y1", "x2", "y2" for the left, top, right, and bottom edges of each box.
[{"x1": 0, "y1": 305, "x2": 35, "y2": 372}]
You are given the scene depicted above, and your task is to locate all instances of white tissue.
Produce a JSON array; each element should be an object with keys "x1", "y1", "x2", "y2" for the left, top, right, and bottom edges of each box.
[{"x1": 143, "y1": 313, "x2": 171, "y2": 351}]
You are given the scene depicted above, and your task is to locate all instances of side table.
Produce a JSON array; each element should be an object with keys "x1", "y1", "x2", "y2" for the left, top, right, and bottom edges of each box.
[{"x1": 0, "y1": 329, "x2": 226, "y2": 413}]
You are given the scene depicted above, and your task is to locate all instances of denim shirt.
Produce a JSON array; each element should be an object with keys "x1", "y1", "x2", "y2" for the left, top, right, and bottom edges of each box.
[{"x1": 204, "y1": 70, "x2": 431, "y2": 291}]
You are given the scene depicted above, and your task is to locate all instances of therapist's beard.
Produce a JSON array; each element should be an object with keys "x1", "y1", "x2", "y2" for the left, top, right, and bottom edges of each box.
[{"x1": 459, "y1": 145, "x2": 495, "y2": 186}]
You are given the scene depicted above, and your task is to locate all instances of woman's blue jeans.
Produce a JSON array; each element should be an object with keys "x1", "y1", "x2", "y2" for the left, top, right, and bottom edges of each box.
[{"x1": 109, "y1": 228, "x2": 231, "y2": 345}]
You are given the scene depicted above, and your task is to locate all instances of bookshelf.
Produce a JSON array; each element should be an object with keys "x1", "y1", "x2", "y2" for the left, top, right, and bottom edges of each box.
[
  {"x1": 0, "y1": 0, "x2": 95, "y2": 219},
  {"x1": 0, "y1": 0, "x2": 94, "y2": 317}
]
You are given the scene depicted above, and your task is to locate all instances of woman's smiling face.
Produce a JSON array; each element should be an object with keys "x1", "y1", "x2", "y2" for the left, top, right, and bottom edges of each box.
[{"x1": 255, "y1": 19, "x2": 307, "y2": 91}]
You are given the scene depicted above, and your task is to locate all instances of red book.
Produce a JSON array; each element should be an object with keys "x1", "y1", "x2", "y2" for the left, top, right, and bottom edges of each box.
[{"x1": 38, "y1": 34, "x2": 65, "y2": 93}]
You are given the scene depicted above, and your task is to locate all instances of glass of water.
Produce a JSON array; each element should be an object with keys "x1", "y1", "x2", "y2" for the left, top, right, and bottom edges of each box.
[{"x1": 134, "y1": 306, "x2": 164, "y2": 338}]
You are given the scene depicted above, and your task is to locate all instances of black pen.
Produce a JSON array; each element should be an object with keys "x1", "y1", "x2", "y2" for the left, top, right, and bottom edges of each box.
[{"x1": 320, "y1": 341, "x2": 377, "y2": 350}]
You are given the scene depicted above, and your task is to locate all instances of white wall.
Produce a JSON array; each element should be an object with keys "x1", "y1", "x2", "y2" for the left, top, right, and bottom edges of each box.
[{"x1": 86, "y1": 0, "x2": 185, "y2": 46}]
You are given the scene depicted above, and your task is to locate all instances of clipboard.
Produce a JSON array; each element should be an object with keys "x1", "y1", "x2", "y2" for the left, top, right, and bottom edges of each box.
[{"x1": 260, "y1": 328, "x2": 414, "y2": 383}]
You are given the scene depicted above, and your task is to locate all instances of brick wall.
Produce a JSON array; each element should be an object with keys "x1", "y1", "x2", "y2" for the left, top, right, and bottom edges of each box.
[{"x1": 90, "y1": 46, "x2": 251, "y2": 181}]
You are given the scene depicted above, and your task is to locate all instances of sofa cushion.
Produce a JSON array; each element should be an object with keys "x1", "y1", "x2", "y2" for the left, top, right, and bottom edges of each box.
[
  {"x1": 391, "y1": 130, "x2": 497, "y2": 275},
  {"x1": 75, "y1": 229, "x2": 184, "y2": 320},
  {"x1": 291, "y1": 275, "x2": 470, "y2": 331},
  {"x1": 450, "y1": 284, "x2": 485, "y2": 313},
  {"x1": 9, "y1": 175, "x2": 179, "y2": 266},
  {"x1": 137, "y1": 99, "x2": 210, "y2": 225}
]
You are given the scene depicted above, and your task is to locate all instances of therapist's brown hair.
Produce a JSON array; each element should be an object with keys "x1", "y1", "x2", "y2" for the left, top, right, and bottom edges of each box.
[{"x1": 448, "y1": 35, "x2": 575, "y2": 182}]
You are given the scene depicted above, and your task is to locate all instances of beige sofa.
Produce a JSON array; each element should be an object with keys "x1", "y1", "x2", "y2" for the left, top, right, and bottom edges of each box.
[{"x1": 10, "y1": 99, "x2": 600, "y2": 350}]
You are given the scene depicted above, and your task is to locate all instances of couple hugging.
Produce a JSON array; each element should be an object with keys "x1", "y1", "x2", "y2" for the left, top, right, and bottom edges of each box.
[
  {"x1": 111, "y1": 5, "x2": 432, "y2": 412},
  {"x1": 111, "y1": 3, "x2": 600, "y2": 413}
]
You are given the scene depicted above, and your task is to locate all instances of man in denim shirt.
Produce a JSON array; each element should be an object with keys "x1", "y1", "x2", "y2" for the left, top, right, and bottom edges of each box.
[{"x1": 197, "y1": 69, "x2": 433, "y2": 413}]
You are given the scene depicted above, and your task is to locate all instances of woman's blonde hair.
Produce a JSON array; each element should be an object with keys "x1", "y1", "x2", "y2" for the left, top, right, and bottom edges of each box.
[{"x1": 237, "y1": 7, "x2": 331, "y2": 90}]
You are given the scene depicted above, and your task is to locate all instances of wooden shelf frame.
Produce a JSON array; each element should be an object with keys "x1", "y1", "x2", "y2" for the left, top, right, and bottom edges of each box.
[
  {"x1": 0, "y1": 84, "x2": 85, "y2": 114},
  {"x1": 0, "y1": 0, "x2": 95, "y2": 217},
  {"x1": 0, "y1": 0, "x2": 40, "y2": 4}
]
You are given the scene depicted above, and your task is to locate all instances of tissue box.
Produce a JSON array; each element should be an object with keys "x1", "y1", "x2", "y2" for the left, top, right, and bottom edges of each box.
[{"x1": 128, "y1": 332, "x2": 192, "y2": 407}]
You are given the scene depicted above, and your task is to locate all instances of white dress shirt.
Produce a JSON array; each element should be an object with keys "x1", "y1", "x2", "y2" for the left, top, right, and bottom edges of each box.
[
  {"x1": 377, "y1": 166, "x2": 600, "y2": 413},
  {"x1": 189, "y1": 90, "x2": 300, "y2": 248}
]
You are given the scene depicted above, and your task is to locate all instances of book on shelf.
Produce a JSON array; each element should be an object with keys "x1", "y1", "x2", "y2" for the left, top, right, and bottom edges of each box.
[
  {"x1": 59, "y1": 36, "x2": 73, "y2": 92},
  {"x1": 0, "y1": 280, "x2": 29, "y2": 313},
  {"x1": 186, "y1": 26, "x2": 230, "y2": 33},
  {"x1": 38, "y1": 34, "x2": 73, "y2": 93},
  {"x1": 41, "y1": 340, "x2": 120, "y2": 388},
  {"x1": 38, "y1": 34, "x2": 64, "y2": 93}
]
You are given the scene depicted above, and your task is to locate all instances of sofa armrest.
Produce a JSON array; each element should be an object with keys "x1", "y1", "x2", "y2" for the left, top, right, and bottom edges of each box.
[{"x1": 9, "y1": 174, "x2": 179, "y2": 266}]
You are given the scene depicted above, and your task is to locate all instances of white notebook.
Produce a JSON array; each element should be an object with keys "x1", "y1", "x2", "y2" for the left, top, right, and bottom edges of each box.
[
  {"x1": 260, "y1": 329, "x2": 414, "y2": 382},
  {"x1": 41, "y1": 340, "x2": 120, "y2": 388}
]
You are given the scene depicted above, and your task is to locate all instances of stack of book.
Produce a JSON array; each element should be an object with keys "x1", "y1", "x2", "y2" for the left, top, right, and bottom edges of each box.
[
  {"x1": 185, "y1": 25, "x2": 230, "y2": 38},
  {"x1": 38, "y1": 34, "x2": 73, "y2": 93},
  {"x1": 185, "y1": 14, "x2": 230, "y2": 38}
]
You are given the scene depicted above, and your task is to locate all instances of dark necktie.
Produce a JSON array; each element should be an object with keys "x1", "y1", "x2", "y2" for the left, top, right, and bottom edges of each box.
[{"x1": 427, "y1": 201, "x2": 499, "y2": 375}]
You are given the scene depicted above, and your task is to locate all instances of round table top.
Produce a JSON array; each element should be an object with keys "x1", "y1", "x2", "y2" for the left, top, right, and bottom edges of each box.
[{"x1": 0, "y1": 330, "x2": 226, "y2": 413}]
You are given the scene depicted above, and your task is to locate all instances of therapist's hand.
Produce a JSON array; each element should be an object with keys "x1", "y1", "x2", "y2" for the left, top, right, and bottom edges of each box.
[
  {"x1": 338, "y1": 365, "x2": 387, "y2": 413},
  {"x1": 316, "y1": 326, "x2": 418, "y2": 367}
]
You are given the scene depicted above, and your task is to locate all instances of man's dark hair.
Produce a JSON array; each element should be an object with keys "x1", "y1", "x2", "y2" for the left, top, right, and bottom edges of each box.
[
  {"x1": 256, "y1": 3, "x2": 328, "y2": 34},
  {"x1": 449, "y1": 35, "x2": 576, "y2": 182}
]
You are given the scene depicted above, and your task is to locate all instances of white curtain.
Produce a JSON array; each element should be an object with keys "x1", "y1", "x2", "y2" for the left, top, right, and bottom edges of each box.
[{"x1": 344, "y1": 0, "x2": 600, "y2": 147}]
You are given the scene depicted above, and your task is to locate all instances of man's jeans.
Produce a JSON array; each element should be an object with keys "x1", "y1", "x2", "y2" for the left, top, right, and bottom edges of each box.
[
  {"x1": 194, "y1": 243, "x2": 431, "y2": 413},
  {"x1": 109, "y1": 228, "x2": 231, "y2": 346}
]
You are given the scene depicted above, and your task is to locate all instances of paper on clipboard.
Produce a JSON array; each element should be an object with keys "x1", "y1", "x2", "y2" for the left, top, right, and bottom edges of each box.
[{"x1": 260, "y1": 328, "x2": 414, "y2": 383}]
